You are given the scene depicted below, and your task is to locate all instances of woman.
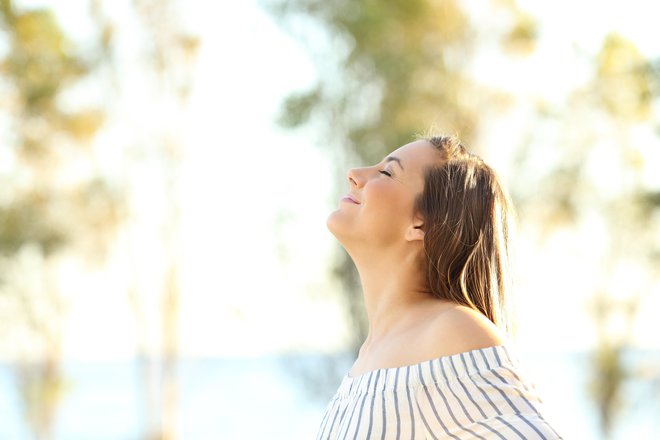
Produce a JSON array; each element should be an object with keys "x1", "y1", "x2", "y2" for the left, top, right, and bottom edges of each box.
[{"x1": 317, "y1": 136, "x2": 562, "y2": 439}]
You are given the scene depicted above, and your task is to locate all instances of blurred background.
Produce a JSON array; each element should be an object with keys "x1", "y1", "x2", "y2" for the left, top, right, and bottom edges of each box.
[{"x1": 0, "y1": 0, "x2": 659, "y2": 439}]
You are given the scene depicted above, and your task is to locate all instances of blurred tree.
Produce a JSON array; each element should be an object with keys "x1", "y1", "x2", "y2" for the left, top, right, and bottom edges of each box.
[
  {"x1": 1, "y1": 1, "x2": 197, "y2": 439},
  {"x1": 509, "y1": 32, "x2": 660, "y2": 439},
  {"x1": 96, "y1": 0, "x2": 199, "y2": 440},
  {"x1": 133, "y1": 0, "x2": 199, "y2": 440},
  {"x1": 583, "y1": 33, "x2": 659, "y2": 439},
  {"x1": 0, "y1": 0, "x2": 123, "y2": 438}
]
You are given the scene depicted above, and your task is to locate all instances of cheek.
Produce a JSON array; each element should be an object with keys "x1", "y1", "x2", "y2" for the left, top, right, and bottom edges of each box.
[{"x1": 363, "y1": 181, "x2": 410, "y2": 216}]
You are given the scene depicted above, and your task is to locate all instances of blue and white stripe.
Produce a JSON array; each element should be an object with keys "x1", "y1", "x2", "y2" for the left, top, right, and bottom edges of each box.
[{"x1": 315, "y1": 345, "x2": 562, "y2": 439}]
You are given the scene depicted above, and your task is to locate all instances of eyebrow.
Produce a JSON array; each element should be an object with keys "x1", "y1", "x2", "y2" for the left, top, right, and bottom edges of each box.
[{"x1": 385, "y1": 156, "x2": 404, "y2": 170}]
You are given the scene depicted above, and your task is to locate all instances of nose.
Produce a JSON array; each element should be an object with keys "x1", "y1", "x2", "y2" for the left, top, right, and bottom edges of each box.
[{"x1": 347, "y1": 167, "x2": 361, "y2": 187}]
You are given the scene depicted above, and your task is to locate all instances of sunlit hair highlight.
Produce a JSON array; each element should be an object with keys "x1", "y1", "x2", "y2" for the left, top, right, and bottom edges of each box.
[{"x1": 414, "y1": 135, "x2": 515, "y2": 335}]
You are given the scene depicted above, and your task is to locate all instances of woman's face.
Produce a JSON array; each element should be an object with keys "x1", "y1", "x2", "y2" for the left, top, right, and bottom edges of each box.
[{"x1": 327, "y1": 140, "x2": 441, "y2": 249}]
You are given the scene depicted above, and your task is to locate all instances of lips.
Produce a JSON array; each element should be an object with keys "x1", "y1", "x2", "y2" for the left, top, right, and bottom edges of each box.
[{"x1": 342, "y1": 194, "x2": 360, "y2": 204}]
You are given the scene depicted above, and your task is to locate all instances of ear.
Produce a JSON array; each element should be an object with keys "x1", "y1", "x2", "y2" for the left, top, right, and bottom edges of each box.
[{"x1": 405, "y1": 215, "x2": 425, "y2": 242}]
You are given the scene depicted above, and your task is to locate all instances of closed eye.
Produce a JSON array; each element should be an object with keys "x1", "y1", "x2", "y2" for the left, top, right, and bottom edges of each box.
[{"x1": 379, "y1": 170, "x2": 392, "y2": 177}]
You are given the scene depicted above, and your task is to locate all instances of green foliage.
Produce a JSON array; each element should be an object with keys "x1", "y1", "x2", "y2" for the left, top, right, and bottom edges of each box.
[
  {"x1": 596, "y1": 33, "x2": 653, "y2": 121},
  {"x1": 3, "y1": 9, "x2": 88, "y2": 116},
  {"x1": 0, "y1": 191, "x2": 68, "y2": 256},
  {"x1": 266, "y1": 0, "x2": 486, "y2": 164},
  {"x1": 502, "y1": 10, "x2": 537, "y2": 55},
  {"x1": 0, "y1": 2, "x2": 122, "y2": 438},
  {"x1": 278, "y1": 86, "x2": 322, "y2": 128},
  {"x1": 0, "y1": 1, "x2": 113, "y2": 256}
]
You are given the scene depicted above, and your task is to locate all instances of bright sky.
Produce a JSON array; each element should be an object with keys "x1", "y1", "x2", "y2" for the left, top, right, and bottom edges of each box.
[{"x1": 6, "y1": 0, "x2": 659, "y2": 361}]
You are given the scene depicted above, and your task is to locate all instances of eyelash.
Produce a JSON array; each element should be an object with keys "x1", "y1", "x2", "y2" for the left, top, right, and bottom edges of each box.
[{"x1": 379, "y1": 170, "x2": 392, "y2": 177}]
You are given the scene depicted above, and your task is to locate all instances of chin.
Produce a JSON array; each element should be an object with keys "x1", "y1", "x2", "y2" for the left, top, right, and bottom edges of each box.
[
  {"x1": 326, "y1": 209, "x2": 353, "y2": 243},
  {"x1": 326, "y1": 209, "x2": 340, "y2": 236}
]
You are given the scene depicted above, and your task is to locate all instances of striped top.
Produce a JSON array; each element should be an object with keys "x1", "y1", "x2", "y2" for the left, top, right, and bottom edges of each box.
[{"x1": 315, "y1": 344, "x2": 562, "y2": 440}]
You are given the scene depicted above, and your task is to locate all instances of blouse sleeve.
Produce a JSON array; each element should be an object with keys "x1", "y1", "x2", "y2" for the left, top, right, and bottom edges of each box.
[{"x1": 412, "y1": 351, "x2": 563, "y2": 439}]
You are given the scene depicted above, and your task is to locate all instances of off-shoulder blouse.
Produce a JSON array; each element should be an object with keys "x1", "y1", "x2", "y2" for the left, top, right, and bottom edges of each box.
[{"x1": 315, "y1": 344, "x2": 562, "y2": 439}]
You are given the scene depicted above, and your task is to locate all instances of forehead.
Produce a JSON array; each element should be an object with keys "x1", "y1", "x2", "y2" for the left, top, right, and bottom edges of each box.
[{"x1": 389, "y1": 140, "x2": 441, "y2": 170}]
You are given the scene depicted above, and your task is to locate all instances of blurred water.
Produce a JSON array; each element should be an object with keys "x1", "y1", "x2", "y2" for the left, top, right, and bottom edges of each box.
[{"x1": 0, "y1": 350, "x2": 658, "y2": 439}]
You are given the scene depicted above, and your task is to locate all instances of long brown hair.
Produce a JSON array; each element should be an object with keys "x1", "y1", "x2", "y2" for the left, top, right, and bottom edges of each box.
[{"x1": 414, "y1": 135, "x2": 515, "y2": 335}]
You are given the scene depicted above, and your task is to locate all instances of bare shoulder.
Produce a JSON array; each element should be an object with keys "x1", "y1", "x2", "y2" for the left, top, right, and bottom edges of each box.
[{"x1": 418, "y1": 303, "x2": 507, "y2": 359}]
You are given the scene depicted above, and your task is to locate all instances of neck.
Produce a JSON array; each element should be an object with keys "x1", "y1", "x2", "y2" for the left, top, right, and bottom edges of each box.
[{"x1": 347, "y1": 242, "x2": 442, "y2": 348}]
